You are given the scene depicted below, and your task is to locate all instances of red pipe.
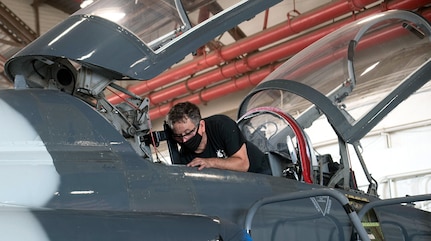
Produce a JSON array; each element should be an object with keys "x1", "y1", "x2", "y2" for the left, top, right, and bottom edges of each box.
[
  {"x1": 384, "y1": 0, "x2": 430, "y2": 10},
  {"x1": 148, "y1": 4, "x2": 431, "y2": 120},
  {"x1": 148, "y1": 28, "x2": 326, "y2": 104},
  {"x1": 108, "y1": 0, "x2": 380, "y2": 104},
  {"x1": 145, "y1": 0, "x2": 429, "y2": 106},
  {"x1": 149, "y1": 65, "x2": 278, "y2": 119}
]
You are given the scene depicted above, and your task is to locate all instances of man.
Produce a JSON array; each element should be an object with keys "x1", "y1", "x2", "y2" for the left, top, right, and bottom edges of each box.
[{"x1": 166, "y1": 102, "x2": 271, "y2": 174}]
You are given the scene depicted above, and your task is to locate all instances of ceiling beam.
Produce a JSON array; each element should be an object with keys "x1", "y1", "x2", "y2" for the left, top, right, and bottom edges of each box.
[
  {"x1": 206, "y1": 1, "x2": 247, "y2": 41},
  {"x1": 0, "y1": 2, "x2": 38, "y2": 45}
]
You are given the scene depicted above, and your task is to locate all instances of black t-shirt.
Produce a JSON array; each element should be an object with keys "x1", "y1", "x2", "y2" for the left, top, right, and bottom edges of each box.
[{"x1": 179, "y1": 115, "x2": 270, "y2": 174}]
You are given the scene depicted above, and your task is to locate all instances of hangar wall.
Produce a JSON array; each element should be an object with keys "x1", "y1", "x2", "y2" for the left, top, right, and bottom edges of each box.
[{"x1": 312, "y1": 86, "x2": 431, "y2": 211}]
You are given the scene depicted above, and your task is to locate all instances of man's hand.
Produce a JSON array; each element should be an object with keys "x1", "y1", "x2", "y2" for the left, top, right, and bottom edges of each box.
[
  {"x1": 187, "y1": 157, "x2": 213, "y2": 170},
  {"x1": 187, "y1": 144, "x2": 250, "y2": 172}
]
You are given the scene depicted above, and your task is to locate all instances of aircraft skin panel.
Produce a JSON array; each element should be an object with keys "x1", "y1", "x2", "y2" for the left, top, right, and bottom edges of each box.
[
  {"x1": 0, "y1": 208, "x2": 50, "y2": 241},
  {"x1": 0, "y1": 206, "x2": 248, "y2": 241},
  {"x1": 0, "y1": 89, "x2": 367, "y2": 241},
  {"x1": 0, "y1": 97, "x2": 60, "y2": 207},
  {"x1": 0, "y1": 89, "x2": 430, "y2": 240},
  {"x1": 0, "y1": 89, "x2": 312, "y2": 211},
  {"x1": 374, "y1": 205, "x2": 431, "y2": 240},
  {"x1": 0, "y1": 89, "x2": 132, "y2": 209},
  {"x1": 5, "y1": 15, "x2": 147, "y2": 80}
]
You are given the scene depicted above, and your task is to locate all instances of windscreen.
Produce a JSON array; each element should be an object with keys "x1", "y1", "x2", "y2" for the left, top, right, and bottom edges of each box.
[{"x1": 241, "y1": 11, "x2": 431, "y2": 121}]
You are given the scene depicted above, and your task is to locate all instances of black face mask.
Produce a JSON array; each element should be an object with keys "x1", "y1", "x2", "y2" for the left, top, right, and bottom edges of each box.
[{"x1": 180, "y1": 132, "x2": 202, "y2": 152}]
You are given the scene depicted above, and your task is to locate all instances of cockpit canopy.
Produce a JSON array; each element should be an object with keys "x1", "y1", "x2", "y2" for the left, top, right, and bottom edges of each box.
[
  {"x1": 73, "y1": 0, "x2": 190, "y2": 51},
  {"x1": 239, "y1": 10, "x2": 431, "y2": 144},
  {"x1": 236, "y1": 10, "x2": 431, "y2": 188},
  {"x1": 4, "y1": 0, "x2": 281, "y2": 88}
]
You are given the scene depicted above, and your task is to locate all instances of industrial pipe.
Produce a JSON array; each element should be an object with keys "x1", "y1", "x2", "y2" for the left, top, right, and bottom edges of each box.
[
  {"x1": 147, "y1": 29, "x2": 326, "y2": 104},
  {"x1": 149, "y1": 64, "x2": 279, "y2": 119},
  {"x1": 149, "y1": 0, "x2": 430, "y2": 108},
  {"x1": 108, "y1": 0, "x2": 380, "y2": 104},
  {"x1": 110, "y1": 0, "x2": 427, "y2": 107},
  {"x1": 147, "y1": 3, "x2": 431, "y2": 120},
  {"x1": 148, "y1": 0, "x2": 393, "y2": 105}
]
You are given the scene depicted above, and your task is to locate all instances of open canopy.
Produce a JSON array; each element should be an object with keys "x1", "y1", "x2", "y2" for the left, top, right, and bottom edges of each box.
[
  {"x1": 237, "y1": 10, "x2": 431, "y2": 188},
  {"x1": 239, "y1": 10, "x2": 431, "y2": 144},
  {"x1": 4, "y1": 0, "x2": 281, "y2": 84}
]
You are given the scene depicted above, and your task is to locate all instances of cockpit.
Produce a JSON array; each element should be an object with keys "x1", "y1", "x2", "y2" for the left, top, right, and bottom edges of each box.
[{"x1": 236, "y1": 10, "x2": 431, "y2": 192}]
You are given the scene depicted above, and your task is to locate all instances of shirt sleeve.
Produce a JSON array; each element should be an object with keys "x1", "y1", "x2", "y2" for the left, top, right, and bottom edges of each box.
[{"x1": 211, "y1": 115, "x2": 246, "y2": 157}]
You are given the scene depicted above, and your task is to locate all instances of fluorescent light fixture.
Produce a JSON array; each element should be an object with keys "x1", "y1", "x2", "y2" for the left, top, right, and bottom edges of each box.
[
  {"x1": 361, "y1": 61, "x2": 380, "y2": 77},
  {"x1": 95, "y1": 9, "x2": 126, "y2": 22},
  {"x1": 80, "y1": 0, "x2": 94, "y2": 9}
]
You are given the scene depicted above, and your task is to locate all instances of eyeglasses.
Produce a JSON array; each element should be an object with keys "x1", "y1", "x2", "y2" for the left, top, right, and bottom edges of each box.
[{"x1": 172, "y1": 124, "x2": 199, "y2": 142}]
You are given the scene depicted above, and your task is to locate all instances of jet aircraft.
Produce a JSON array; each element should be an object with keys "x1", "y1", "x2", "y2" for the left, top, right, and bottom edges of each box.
[{"x1": 0, "y1": 0, "x2": 430, "y2": 240}]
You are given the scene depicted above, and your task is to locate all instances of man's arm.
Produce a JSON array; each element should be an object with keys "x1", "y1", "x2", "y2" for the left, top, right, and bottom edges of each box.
[{"x1": 187, "y1": 143, "x2": 250, "y2": 171}]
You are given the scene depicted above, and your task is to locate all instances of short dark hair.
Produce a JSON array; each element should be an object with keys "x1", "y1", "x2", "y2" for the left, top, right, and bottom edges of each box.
[{"x1": 166, "y1": 102, "x2": 201, "y2": 128}]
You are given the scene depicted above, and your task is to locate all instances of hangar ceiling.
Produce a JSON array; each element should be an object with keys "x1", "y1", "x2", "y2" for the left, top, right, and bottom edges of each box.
[{"x1": 0, "y1": 0, "x2": 430, "y2": 120}]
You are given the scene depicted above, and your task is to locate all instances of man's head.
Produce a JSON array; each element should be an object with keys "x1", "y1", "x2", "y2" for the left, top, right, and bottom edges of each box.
[
  {"x1": 167, "y1": 102, "x2": 204, "y2": 152},
  {"x1": 167, "y1": 102, "x2": 201, "y2": 129}
]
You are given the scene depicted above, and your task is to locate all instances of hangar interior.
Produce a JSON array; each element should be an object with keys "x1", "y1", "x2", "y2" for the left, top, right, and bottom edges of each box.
[{"x1": 0, "y1": 0, "x2": 430, "y2": 210}]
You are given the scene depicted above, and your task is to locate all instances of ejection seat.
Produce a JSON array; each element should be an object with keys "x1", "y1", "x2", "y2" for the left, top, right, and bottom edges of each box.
[
  {"x1": 237, "y1": 107, "x2": 310, "y2": 182},
  {"x1": 237, "y1": 107, "x2": 344, "y2": 186},
  {"x1": 266, "y1": 151, "x2": 285, "y2": 177}
]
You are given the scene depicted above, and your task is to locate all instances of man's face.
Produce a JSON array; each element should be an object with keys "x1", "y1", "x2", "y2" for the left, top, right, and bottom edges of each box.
[{"x1": 171, "y1": 117, "x2": 199, "y2": 143}]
